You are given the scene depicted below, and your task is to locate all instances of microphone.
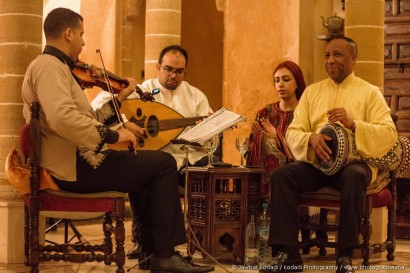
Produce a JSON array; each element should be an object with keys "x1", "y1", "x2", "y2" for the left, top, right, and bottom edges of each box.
[{"x1": 135, "y1": 87, "x2": 160, "y2": 102}]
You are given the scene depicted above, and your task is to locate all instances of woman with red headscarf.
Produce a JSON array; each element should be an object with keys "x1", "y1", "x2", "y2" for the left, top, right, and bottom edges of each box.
[{"x1": 246, "y1": 61, "x2": 306, "y2": 198}]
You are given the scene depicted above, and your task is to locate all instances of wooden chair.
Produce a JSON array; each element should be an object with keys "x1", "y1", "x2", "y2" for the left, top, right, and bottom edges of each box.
[
  {"x1": 298, "y1": 115, "x2": 401, "y2": 266},
  {"x1": 298, "y1": 179, "x2": 396, "y2": 266},
  {"x1": 23, "y1": 102, "x2": 128, "y2": 273}
]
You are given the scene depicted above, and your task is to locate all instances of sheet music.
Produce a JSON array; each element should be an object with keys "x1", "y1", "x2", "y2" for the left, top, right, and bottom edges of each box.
[{"x1": 177, "y1": 107, "x2": 246, "y2": 145}]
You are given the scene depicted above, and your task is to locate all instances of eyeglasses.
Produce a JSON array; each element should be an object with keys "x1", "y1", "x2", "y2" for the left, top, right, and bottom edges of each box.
[{"x1": 160, "y1": 65, "x2": 185, "y2": 76}]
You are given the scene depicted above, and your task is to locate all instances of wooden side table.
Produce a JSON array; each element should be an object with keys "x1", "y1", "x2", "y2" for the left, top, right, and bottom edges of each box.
[{"x1": 184, "y1": 166, "x2": 264, "y2": 264}]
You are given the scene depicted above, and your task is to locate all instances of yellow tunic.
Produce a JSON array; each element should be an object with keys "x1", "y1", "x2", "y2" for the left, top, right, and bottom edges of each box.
[{"x1": 286, "y1": 73, "x2": 397, "y2": 185}]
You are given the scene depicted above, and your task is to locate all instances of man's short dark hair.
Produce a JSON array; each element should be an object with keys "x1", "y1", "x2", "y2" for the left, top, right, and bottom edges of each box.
[
  {"x1": 329, "y1": 35, "x2": 358, "y2": 55},
  {"x1": 44, "y1": 8, "x2": 83, "y2": 40},
  {"x1": 158, "y1": 45, "x2": 188, "y2": 66}
]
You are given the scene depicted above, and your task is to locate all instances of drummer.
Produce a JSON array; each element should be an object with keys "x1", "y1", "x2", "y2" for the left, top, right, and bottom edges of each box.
[{"x1": 262, "y1": 36, "x2": 397, "y2": 273}]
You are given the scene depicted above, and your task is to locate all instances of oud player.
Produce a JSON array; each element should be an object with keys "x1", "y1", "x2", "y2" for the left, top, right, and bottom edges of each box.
[{"x1": 91, "y1": 44, "x2": 213, "y2": 267}]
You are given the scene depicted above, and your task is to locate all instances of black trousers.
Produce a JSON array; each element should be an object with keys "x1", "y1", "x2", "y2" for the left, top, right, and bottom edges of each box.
[
  {"x1": 129, "y1": 154, "x2": 214, "y2": 249},
  {"x1": 54, "y1": 149, "x2": 186, "y2": 251},
  {"x1": 269, "y1": 161, "x2": 371, "y2": 252}
]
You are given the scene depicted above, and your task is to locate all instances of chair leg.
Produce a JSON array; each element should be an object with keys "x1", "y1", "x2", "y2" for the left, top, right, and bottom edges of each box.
[
  {"x1": 29, "y1": 197, "x2": 41, "y2": 273},
  {"x1": 114, "y1": 198, "x2": 126, "y2": 273},
  {"x1": 360, "y1": 198, "x2": 371, "y2": 267},
  {"x1": 300, "y1": 229, "x2": 312, "y2": 254},
  {"x1": 24, "y1": 205, "x2": 29, "y2": 266},
  {"x1": 298, "y1": 206, "x2": 312, "y2": 254},
  {"x1": 103, "y1": 212, "x2": 113, "y2": 257},
  {"x1": 386, "y1": 174, "x2": 397, "y2": 261},
  {"x1": 317, "y1": 208, "x2": 328, "y2": 256}
]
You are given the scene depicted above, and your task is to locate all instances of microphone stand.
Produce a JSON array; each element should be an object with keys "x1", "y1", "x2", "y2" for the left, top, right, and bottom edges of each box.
[{"x1": 180, "y1": 143, "x2": 231, "y2": 273}]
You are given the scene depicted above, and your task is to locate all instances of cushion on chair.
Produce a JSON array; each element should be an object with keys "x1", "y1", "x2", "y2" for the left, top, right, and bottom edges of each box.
[
  {"x1": 5, "y1": 147, "x2": 60, "y2": 194},
  {"x1": 45, "y1": 189, "x2": 128, "y2": 199},
  {"x1": 299, "y1": 186, "x2": 393, "y2": 209},
  {"x1": 24, "y1": 190, "x2": 128, "y2": 213}
]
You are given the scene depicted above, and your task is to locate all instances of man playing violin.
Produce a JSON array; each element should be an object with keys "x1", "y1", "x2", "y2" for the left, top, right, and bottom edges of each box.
[
  {"x1": 21, "y1": 7, "x2": 214, "y2": 273},
  {"x1": 262, "y1": 36, "x2": 397, "y2": 273},
  {"x1": 91, "y1": 45, "x2": 213, "y2": 266}
]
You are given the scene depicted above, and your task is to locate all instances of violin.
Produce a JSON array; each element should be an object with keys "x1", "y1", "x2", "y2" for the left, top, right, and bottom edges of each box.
[
  {"x1": 72, "y1": 61, "x2": 128, "y2": 94},
  {"x1": 72, "y1": 61, "x2": 159, "y2": 101}
]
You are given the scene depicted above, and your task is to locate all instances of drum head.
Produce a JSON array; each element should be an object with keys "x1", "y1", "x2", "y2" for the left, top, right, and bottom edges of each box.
[
  {"x1": 316, "y1": 123, "x2": 349, "y2": 175},
  {"x1": 317, "y1": 127, "x2": 338, "y2": 169}
]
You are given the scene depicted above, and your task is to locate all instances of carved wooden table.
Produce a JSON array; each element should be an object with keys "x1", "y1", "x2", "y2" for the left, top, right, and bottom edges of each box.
[{"x1": 183, "y1": 166, "x2": 264, "y2": 264}]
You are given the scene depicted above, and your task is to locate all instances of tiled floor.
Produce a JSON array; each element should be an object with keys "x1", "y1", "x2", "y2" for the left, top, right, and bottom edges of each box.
[{"x1": 1, "y1": 217, "x2": 409, "y2": 273}]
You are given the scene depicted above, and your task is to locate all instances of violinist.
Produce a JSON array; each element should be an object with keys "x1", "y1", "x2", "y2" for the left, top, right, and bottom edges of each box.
[{"x1": 21, "y1": 7, "x2": 214, "y2": 273}]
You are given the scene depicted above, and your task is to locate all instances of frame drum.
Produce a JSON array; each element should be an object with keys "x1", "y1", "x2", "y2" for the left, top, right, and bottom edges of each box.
[
  {"x1": 314, "y1": 123, "x2": 349, "y2": 175},
  {"x1": 314, "y1": 123, "x2": 410, "y2": 176}
]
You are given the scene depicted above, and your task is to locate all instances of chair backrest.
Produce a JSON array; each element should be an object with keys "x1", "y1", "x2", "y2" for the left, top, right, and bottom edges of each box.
[
  {"x1": 28, "y1": 102, "x2": 41, "y2": 195},
  {"x1": 19, "y1": 123, "x2": 30, "y2": 159}
]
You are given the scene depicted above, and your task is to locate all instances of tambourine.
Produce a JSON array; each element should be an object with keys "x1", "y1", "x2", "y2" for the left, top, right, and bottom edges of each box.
[{"x1": 314, "y1": 123, "x2": 410, "y2": 176}]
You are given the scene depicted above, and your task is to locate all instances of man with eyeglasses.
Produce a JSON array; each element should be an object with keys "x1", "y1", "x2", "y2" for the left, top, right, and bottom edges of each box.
[{"x1": 91, "y1": 44, "x2": 213, "y2": 269}]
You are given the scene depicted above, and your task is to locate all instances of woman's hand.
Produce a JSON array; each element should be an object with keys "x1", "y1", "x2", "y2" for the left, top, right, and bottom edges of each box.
[
  {"x1": 259, "y1": 118, "x2": 278, "y2": 139},
  {"x1": 251, "y1": 118, "x2": 278, "y2": 139},
  {"x1": 250, "y1": 121, "x2": 263, "y2": 137}
]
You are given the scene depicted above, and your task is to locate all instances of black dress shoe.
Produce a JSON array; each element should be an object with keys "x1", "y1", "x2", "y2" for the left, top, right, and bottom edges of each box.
[
  {"x1": 127, "y1": 243, "x2": 141, "y2": 259},
  {"x1": 127, "y1": 243, "x2": 152, "y2": 270},
  {"x1": 336, "y1": 257, "x2": 355, "y2": 273},
  {"x1": 150, "y1": 251, "x2": 215, "y2": 273},
  {"x1": 284, "y1": 254, "x2": 303, "y2": 272},
  {"x1": 259, "y1": 252, "x2": 303, "y2": 273}
]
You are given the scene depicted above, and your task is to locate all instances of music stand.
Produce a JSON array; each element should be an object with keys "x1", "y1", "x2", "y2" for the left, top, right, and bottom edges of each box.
[{"x1": 175, "y1": 140, "x2": 231, "y2": 272}]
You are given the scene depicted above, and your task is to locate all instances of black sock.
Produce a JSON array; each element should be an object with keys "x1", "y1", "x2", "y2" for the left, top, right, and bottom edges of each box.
[
  {"x1": 281, "y1": 246, "x2": 300, "y2": 258},
  {"x1": 154, "y1": 248, "x2": 175, "y2": 258},
  {"x1": 338, "y1": 247, "x2": 354, "y2": 258}
]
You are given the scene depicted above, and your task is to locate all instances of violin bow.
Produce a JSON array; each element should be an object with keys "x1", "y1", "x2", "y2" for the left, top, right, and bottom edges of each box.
[{"x1": 96, "y1": 49, "x2": 135, "y2": 153}]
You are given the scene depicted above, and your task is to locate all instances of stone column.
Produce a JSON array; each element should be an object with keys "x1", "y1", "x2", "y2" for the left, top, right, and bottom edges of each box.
[
  {"x1": 344, "y1": 0, "x2": 384, "y2": 90},
  {"x1": 0, "y1": 0, "x2": 42, "y2": 263},
  {"x1": 145, "y1": 0, "x2": 181, "y2": 79},
  {"x1": 344, "y1": 0, "x2": 385, "y2": 255}
]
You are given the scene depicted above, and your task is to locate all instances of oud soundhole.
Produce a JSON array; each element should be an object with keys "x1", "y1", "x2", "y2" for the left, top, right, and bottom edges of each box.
[
  {"x1": 136, "y1": 108, "x2": 142, "y2": 117},
  {"x1": 146, "y1": 116, "x2": 159, "y2": 137}
]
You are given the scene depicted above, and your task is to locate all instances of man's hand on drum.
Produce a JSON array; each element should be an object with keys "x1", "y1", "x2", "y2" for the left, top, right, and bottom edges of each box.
[
  {"x1": 326, "y1": 108, "x2": 354, "y2": 129},
  {"x1": 309, "y1": 133, "x2": 333, "y2": 162}
]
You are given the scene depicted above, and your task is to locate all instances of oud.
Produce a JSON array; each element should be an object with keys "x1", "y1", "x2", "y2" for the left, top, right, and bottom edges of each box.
[{"x1": 109, "y1": 99, "x2": 205, "y2": 150}]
